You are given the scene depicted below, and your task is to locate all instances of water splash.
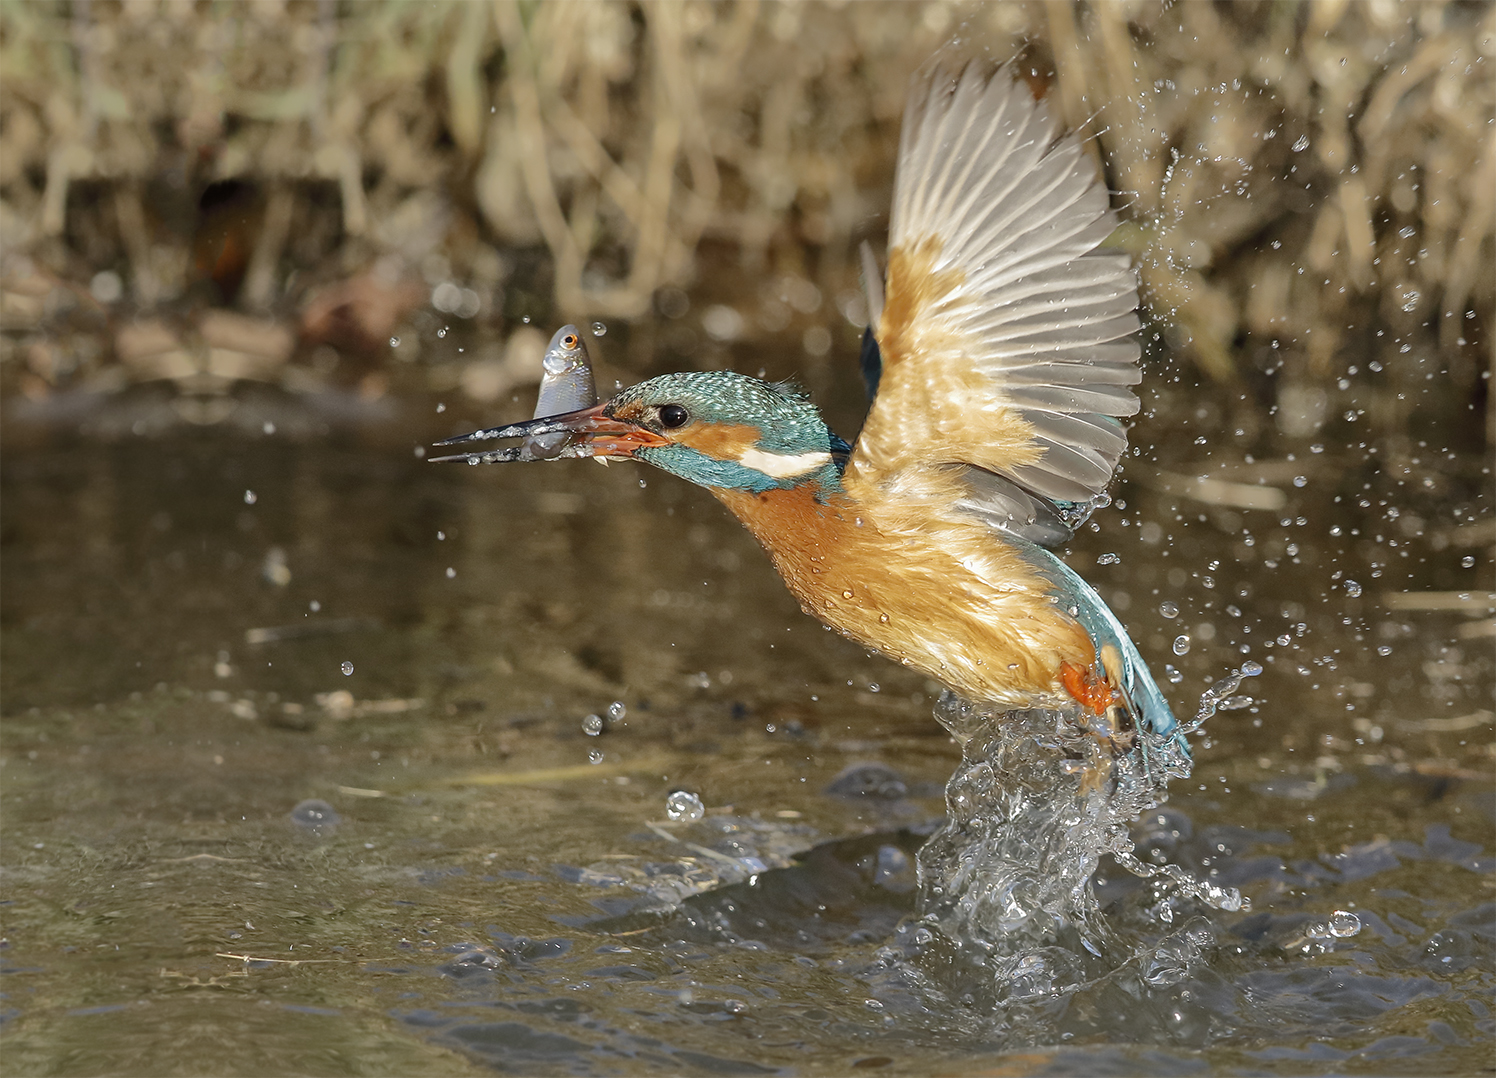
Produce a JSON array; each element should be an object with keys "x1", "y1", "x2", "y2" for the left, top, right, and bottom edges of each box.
[
  {"x1": 918, "y1": 695, "x2": 1188, "y2": 937},
  {"x1": 1183, "y1": 660, "x2": 1262, "y2": 734},
  {"x1": 910, "y1": 676, "x2": 1248, "y2": 1005},
  {"x1": 1055, "y1": 491, "x2": 1111, "y2": 532},
  {"x1": 666, "y1": 790, "x2": 705, "y2": 822}
]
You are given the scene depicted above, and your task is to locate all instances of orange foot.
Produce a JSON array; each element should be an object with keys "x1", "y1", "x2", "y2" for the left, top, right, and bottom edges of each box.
[
  {"x1": 1060, "y1": 654, "x2": 1136, "y2": 753},
  {"x1": 1060, "y1": 660, "x2": 1114, "y2": 716}
]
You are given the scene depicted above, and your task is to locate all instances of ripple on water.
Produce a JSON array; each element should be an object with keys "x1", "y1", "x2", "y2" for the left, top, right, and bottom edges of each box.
[{"x1": 289, "y1": 799, "x2": 339, "y2": 834}]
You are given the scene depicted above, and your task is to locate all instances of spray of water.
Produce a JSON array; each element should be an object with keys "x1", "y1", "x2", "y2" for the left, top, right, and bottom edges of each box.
[{"x1": 909, "y1": 670, "x2": 1254, "y2": 1005}]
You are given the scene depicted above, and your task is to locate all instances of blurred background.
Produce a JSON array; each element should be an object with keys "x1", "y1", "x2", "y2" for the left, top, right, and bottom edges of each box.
[
  {"x1": 0, "y1": 0, "x2": 1490, "y2": 446},
  {"x1": 2, "y1": 5, "x2": 1494, "y2": 1074}
]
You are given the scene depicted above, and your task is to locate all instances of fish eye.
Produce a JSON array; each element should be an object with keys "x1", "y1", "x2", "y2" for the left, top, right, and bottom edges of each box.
[
  {"x1": 562, "y1": 333, "x2": 578, "y2": 348},
  {"x1": 658, "y1": 404, "x2": 690, "y2": 429}
]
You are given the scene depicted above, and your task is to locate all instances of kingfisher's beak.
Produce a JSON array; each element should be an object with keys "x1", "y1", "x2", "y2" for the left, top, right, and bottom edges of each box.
[{"x1": 429, "y1": 403, "x2": 669, "y2": 464}]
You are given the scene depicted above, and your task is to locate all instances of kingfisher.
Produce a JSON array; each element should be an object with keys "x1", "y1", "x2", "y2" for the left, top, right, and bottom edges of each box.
[{"x1": 435, "y1": 60, "x2": 1181, "y2": 758}]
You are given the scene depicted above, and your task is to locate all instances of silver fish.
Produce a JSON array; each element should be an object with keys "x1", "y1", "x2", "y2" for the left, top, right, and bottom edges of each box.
[{"x1": 526, "y1": 324, "x2": 598, "y2": 458}]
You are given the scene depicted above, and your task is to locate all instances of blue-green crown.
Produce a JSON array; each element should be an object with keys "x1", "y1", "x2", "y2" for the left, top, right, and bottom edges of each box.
[{"x1": 613, "y1": 371, "x2": 845, "y2": 494}]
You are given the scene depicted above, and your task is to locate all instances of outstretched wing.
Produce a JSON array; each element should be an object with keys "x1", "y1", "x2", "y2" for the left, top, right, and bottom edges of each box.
[{"x1": 846, "y1": 60, "x2": 1142, "y2": 538}]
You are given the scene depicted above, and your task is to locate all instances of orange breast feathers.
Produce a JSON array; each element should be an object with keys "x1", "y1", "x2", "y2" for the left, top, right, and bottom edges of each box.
[{"x1": 710, "y1": 477, "x2": 1096, "y2": 708}]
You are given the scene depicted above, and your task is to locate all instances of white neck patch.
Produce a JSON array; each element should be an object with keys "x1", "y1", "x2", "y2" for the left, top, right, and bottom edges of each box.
[{"x1": 736, "y1": 446, "x2": 832, "y2": 479}]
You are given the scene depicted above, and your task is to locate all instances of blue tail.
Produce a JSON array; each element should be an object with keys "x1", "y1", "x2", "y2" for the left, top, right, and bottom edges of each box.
[{"x1": 1017, "y1": 542, "x2": 1188, "y2": 760}]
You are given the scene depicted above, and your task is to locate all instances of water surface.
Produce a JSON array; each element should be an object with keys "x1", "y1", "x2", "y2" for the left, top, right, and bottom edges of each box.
[{"x1": 2, "y1": 380, "x2": 1492, "y2": 1075}]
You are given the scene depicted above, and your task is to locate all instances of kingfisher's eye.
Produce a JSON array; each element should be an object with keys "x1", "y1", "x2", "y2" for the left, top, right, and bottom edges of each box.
[{"x1": 658, "y1": 404, "x2": 690, "y2": 429}]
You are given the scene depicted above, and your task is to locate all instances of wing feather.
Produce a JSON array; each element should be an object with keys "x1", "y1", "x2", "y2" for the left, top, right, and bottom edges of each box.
[{"x1": 848, "y1": 60, "x2": 1143, "y2": 541}]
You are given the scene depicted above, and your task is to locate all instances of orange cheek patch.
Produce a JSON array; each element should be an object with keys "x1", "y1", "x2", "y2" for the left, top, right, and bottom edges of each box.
[{"x1": 675, "y1": 423, "x2": 760, "y2": 459}]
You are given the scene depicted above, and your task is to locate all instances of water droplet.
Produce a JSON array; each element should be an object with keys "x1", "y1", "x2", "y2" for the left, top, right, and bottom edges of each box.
[
  {"x1": 466, "y1": 455, "x2": 479, "y2": 466},
  {"x1": 1096, "y1": 552, "x2": 1119, "y2": 566},
  {"x1": 1309, "y1": 443, "x2": 1324, "y2": 454},
  {"x1": 90, "y1": 270, "x2": 123, "y2": 303},
  {"x1": 591, "y1": 321, "x2": 607, "y2": 337},
  {"x1": 243, "y1": 490, "x2": 257, "y2": 505},
  {"x1": 1293, "y1": 475, "x2": 1307, "y2": 487},
  {"x1": 1143, "y1": 939, "x2": 1196, "y2": 987},
  {"x1": 1291, "y1": 134, "x2": 1310, "y2": 152},
  {"x1": 437, "y1": 327, "x2": 448, "y2": 339},
  {"x1": 588, "y1": 750, "x2": 604, "y2": 765},
  {"x1": 1343, "y1": 579, "x2": 1362, "y2": 598},
  {"x1": 1461, "y1": 555, "x2": 1475, "y2": 568},
  {"x1": 841, "y1": 589, "x2": 854, "y2": 599},
  {"x1": 878, "y1": 613, "x2": 890, "y2": 624},
  {"x1": 263, "y1": 422, "x2": 276, "y2": 435},
  {"x1": 1241, "y1": 660, "x2": 1263, "y2": 677},
  {"x1": 582, "y1": 714, "x2": 604, "y2": 736},
  {"x1": 437, "y1": 531, "x2": 445, "y2": 541},
  {"x1": 1165, "y1": 663, "x2": 1184, "y2": 683},
  {"x1": 291, "y1": 799, "x2": 340, "y2": 830},
  {"x1": 436, "y1": 402, "x2": 446, "y2": 413},
  {"x1": 1160, "y1": 601, "x2": 1180, "y2": 619},
  {"x1": 340, "y1": 660, "x2": 354, "y2": 676},
  {"x1": 1400, "y1": 291, "x2": 1420, "y2": 313},
  {"x1": 309, "y1": 600, "x2": 321, "y2": 612},
  {"x1": 446, "y1": 567, "x2": 456, "y2": 579},
  {"x1": 665, "y1": 790, "x2": 704, "y2": 822},
  {"x1": 1173, "y1": 635, "x2": 1192, "y2": 655},
  {"x1": 606, "y1": 701, "x2": 627, "y2": 721},
  {"x1": 1328, "y1": 910, "x2": 1361, "y2": 937},
  {"x1": 389, "y1": 336, "x2": 400, "y2": 348}
]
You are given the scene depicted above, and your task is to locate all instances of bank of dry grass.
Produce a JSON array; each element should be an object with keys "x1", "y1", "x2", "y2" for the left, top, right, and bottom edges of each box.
[{"x1": 1, "y1": 1, "x2": 1490, "y2": 438}]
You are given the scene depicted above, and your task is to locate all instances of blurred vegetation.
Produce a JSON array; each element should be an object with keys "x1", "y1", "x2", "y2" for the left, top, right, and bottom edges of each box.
[{"x1": 0, "y1": 0, "x2": 1490, "y2": 445}]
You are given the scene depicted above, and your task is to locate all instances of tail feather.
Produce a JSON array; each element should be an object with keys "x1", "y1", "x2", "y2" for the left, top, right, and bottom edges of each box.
[{"x1": 1018, "y1": 542, "x2": 1187, "y2": 762}]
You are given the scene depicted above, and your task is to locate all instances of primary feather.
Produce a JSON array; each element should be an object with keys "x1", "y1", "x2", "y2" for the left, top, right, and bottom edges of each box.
[{"x1": 849, "y1": 59, "x2": 1144, "y2": 535}]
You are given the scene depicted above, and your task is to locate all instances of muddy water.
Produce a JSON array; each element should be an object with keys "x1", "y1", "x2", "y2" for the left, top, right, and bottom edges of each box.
[{"x1": 1, "y1": 374, "x2": 1492, "y2": 1075}]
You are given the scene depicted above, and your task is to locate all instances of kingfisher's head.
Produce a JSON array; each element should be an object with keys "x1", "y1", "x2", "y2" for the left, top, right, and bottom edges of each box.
[
  {"x1": 608, "y1": 372, "x2": 845, "y2": 494},
  {"x1": 436, "y1": 371, "x2": 847, "y2": 496}
]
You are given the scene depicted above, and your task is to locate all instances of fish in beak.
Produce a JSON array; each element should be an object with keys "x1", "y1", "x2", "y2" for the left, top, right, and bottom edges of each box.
[
  {"x1": 429, "y1": 402, "x2": 670, "y2": 464},
  {"x1": 527, "y1": 325, "x2": 598, "y2": 458}
]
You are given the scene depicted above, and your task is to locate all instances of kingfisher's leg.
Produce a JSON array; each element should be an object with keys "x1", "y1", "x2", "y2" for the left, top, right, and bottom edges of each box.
[
  {"x1": 1060, "y1": 660, "x2": 1110, "y2": 713},
  {"x1": 1060, "y1": 649, "x2": 1136, "y2": 751},
  {"x1": 1059, "y1": 654, "x2": 1138, "y2": 795}
]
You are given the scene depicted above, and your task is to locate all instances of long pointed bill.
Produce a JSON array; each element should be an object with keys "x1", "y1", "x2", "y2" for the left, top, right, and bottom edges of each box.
[{"x1": 429, "y1": 403, "x2": 669, "y2": 464}]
